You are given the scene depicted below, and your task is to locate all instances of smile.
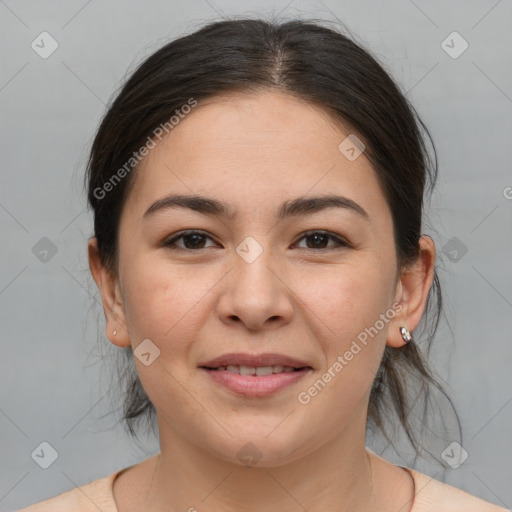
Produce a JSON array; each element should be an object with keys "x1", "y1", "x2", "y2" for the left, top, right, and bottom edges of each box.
[
  {"x1": 203, "y1": 364, "x2": 306, "y2": 375},
  {"x1": 199, "y1": 366, "x2": 313, "y2": 397}
]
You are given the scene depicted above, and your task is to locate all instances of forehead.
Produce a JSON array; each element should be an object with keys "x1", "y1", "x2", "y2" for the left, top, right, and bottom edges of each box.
[{"x1": 123, "y1": 90, "x2": 391, "y2": 227}]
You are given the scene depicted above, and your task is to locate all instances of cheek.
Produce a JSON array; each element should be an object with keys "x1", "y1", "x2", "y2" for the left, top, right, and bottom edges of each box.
[
  {"x1": 301, "y1": 261, "x2": 393, "y2": 345},
  {"x1": 295, "y1": 278, "x2": 390, "y2": 437},
  {"x1": 298, "y1": 260, "x2": 394, "y2": 399},
  {"x1": 118, "y1": 257, "x2": 217, "y2": 424},
  {"x1": 120, "y1": 252, "x2": 214, "y2": 347}
]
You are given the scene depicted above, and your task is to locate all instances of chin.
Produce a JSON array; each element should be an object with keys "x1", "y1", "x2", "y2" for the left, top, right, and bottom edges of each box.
[{"x1": 198, "y1": 428, "x2": 312, "y2": 468}]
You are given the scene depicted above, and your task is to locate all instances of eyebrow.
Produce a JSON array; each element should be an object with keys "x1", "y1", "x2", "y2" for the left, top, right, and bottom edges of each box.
[{"x1": 143, "y1": 193, "x2": 369, "y2": 221}]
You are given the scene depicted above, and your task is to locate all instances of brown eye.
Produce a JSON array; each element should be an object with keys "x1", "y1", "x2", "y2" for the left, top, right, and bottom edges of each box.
[
  {"x1": 162, "y1": 230, "x2": 349, "y2": 252},
  {"x1": 164, "y1": 230, "x2": 217, "y2": 250},
  {"x1": 294, "y1": 231, "x2": 349, "y2": 250}
]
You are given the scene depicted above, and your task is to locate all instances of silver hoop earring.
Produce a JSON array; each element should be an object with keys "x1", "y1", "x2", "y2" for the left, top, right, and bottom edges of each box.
[{"x1": 399, "y1": 326, "x2": 412, "y2": 344}]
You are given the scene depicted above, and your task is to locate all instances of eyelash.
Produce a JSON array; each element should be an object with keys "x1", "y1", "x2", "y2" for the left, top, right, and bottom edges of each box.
[{"x1": 162, "y1": 230, "x2": 350, "y2": 252}]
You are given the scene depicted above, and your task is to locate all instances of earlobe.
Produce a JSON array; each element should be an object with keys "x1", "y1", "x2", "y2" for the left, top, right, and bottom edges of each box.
[
  {"x1": 106, "y1": 323, "x2": 130, "y2": 348},
  {"x1": 386, "y1": 235, "x2": 436, "y2": 348},
  {"x1": 87, "y1": 237, "x2": 131, "y2": 348}
]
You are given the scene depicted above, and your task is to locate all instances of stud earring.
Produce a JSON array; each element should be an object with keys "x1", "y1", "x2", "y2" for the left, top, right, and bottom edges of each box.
[
  {"x1": 113, "y1": 329, "x2": 117, "y2": 336},
  {"x1": 399, "y1": 326, "x2": 412, "y2": 344}
]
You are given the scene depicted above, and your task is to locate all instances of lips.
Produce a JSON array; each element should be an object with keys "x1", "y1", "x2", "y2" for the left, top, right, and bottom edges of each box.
[{"x1": 198, "y1": 352, "x2": 313, "y2": 370}]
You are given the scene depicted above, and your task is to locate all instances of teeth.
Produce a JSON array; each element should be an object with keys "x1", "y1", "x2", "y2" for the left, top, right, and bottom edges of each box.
[
  {"x1": 240, "y1": 365, "x2": 256, "y2": 376},
  {"x1": 255, "y1": 366, "x2": 273, "y2": 376},
  {"x1": 217, "y1": 365, "x2": 298, "y2": 375}
]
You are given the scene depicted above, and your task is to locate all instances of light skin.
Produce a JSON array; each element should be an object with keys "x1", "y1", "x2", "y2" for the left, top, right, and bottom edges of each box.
[{"x1": 89, "y1": 90, "x2": 435, "y2": 511}]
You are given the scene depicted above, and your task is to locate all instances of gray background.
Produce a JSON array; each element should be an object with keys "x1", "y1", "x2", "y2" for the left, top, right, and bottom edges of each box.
[{"x1": 1, "y1": 0, "x2": 511, "y2": 510}]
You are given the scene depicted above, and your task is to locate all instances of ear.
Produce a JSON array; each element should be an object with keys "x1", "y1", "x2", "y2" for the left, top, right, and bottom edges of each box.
[
  {"x1": 387, "y1": 235, "x2": 436, "y2": 347},
  {"x1": 88, "y1": 237, "x2": 130, "y2": 348}
]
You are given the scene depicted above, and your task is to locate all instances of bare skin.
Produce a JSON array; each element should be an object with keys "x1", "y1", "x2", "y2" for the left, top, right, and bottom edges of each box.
[{"x1": 89, "y1": 90, "x2": 434, "y2": 511}]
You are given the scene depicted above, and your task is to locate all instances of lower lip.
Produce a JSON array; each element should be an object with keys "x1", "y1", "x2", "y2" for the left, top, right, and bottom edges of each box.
[{"x1": 199, "y1": 368, "x2": 312, "y2": 397}]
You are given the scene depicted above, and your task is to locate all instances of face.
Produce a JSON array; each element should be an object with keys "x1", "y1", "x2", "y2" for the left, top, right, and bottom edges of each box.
[{"x1": 92, "y1": 90, "x2": 428, "y2": 467}]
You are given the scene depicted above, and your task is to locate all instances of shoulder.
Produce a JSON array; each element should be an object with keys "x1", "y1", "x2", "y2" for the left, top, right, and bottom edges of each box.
[
  {"x1": 17, "y1": 470, "x2": 120, "y2": 512},
  {"x1": 407, "y1": 467, "x2": 509, "y2": 512}
]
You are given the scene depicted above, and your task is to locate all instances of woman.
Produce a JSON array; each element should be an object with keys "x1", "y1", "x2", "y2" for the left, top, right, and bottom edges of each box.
[{"x1": 20, "y1": 17, "x2": 507, "y2": 512}]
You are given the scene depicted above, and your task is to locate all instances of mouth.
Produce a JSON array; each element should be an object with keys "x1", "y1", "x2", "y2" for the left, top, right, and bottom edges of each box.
[
  {"x1": 198, "y1": 352, "x2": 313, "y2": 371},
  {"x1": 198, "y1": 353, "x2": 313, "y2": 397},
  {"x1": 201, "y1": 364, "x2": 311, "y2": 375}
]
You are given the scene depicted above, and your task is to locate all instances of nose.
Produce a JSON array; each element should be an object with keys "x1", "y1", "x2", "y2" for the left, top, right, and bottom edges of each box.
[{"x1": 216, "y1": 241, "x2": 294, "y2": 332}]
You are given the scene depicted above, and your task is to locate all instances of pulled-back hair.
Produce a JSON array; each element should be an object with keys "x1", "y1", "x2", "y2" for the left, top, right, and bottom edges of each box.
[{"x1": 86, "y1": 16, "x2": 458, "y2": 456}]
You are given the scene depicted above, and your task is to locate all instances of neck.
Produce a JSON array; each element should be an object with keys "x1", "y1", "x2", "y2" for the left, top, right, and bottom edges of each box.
[{"x1": 142, "y1": 414, "x2": 379, "y2": 512}]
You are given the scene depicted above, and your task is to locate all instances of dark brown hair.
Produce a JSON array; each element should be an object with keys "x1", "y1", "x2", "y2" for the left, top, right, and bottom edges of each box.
[{"x1": 86, "y1": 16, "x2": 459, "y2": 457}]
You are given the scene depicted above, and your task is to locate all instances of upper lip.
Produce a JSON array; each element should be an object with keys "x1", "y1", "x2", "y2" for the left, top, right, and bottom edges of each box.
[{"x1": 199, "y1": 353, "x2": 312, "y2": 369}]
